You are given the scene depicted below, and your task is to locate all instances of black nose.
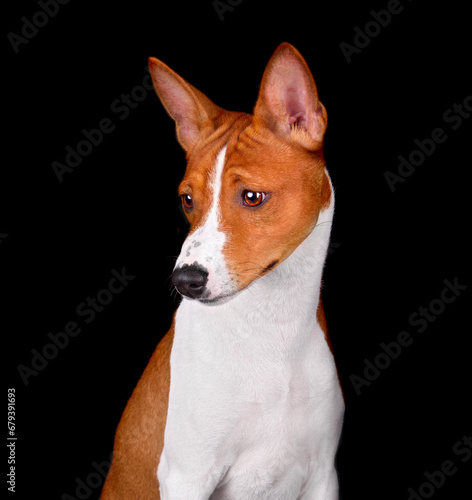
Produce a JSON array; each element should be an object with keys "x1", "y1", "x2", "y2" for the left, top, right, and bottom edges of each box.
[{"x1": 171, "y1": 264, "x2": 208, "y2": 299}]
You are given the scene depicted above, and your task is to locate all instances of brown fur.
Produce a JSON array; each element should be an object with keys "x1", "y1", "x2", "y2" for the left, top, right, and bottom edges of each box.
[
  {"x1": 101, "y1": 321, "x2": 174, "y2": 499},
  {"x1": 220, "y1": 124, "x2": 328, "y2": 291}
]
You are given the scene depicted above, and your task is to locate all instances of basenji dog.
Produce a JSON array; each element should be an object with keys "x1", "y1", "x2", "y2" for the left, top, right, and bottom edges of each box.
[{"x1": 101, "y1": 42, "x2": 344, "y2": 500}]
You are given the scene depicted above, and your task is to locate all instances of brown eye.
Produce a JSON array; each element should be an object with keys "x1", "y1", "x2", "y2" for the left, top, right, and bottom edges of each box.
[
  {"x1": 181, "y1": 194, "x2": 193, "y2": 210},
  {"x1": 243, "y1": 190, "x2": 266, "y2": 207}
]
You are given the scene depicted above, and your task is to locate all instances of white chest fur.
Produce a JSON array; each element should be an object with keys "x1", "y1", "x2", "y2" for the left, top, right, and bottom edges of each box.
[{"x1": 158, "y1": 194, "x2": 344, "y2": 500}]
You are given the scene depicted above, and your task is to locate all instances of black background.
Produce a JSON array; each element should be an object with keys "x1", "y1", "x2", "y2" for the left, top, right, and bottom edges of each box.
[{"x1": 4, "y1": 0, "x2": 471, "y2": 499}]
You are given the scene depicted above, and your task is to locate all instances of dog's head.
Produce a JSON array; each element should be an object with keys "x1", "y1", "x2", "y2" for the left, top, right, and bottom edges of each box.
[{"x1": 149, "y1": 43, "x2": 331, "y2": 304}]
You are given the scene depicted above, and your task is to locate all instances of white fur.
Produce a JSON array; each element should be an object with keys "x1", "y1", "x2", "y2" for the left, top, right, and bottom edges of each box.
[
  {"x1": 158, "y1": 148, "x2": 344, "y2": 499},
  {"x1": 174, "y1": 145, "x2": 236, "y2": 302}
]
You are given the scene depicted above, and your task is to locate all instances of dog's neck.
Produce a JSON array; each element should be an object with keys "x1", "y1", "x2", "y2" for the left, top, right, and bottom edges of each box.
[{"x1": 178, "y1": 180, "x2": 334, "y2": 351}]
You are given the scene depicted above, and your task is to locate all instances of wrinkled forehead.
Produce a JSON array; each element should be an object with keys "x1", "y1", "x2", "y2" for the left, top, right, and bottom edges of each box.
[
  {"x1": 182, "y1": 115, "x2": 321, "y2": 192},
  {"x1": 182, "y1": 112, "x2": 251, "y2": 183}
]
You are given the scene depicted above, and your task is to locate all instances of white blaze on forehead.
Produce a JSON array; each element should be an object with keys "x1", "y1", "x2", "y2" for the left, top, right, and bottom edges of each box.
[{"x1": 175, "y1": 145, "x2": 234, "y2": 301}]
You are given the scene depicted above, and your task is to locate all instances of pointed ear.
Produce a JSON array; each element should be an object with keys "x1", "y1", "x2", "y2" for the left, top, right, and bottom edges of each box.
[
  {"x1": 254, "y1": 43, "x2": 327, "y2": 150},
  {"x1": 148, "y1": 57, "x2": 224, "y2": 152}
]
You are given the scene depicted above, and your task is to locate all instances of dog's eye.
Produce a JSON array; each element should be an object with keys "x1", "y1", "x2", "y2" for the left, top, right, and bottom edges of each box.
[
  {"x1": 181, "y1": 194, "x2": 194, "y2": 210},
  {"x1": 242, "y1": 191, "x2": 266, "y2": 207}
]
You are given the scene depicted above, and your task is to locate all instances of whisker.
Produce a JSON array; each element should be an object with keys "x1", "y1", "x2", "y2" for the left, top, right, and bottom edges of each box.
[
  {"x1": 239, "y1": 266, "x2": 265, "y2": 273},
  {"x1": 165, "y1": 254, "x2": 180, "y2": 265},
  {"x1": 235, "y1": 260, "x2": 266, "y2": 271},
  {"x1": 238, "y1": 271, "x2": 265, "y2": 279}
]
